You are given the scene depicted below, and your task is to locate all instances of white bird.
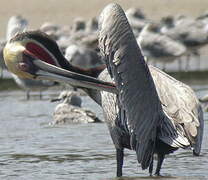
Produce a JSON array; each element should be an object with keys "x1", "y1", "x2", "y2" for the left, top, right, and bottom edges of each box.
[
  {"x1": 51, "y1": 91, "x2": 102, "y2": 124},
  {"x1": 199, "y1": 94, "x2": 208, "y2": 112},
  {"x1": 70, "y1": 17, "x2": 86, "y2": 33},
  {"x1": 160, "y1": 15, "x2": 208, "y2": 70},
  {"x1": 86, "y1": 17, "x2": 98, "y2": 33},
  {"x1": 125, "y1": 8, "x2": 148, "y2": 36},
  {"x1": 137, "y1": 23, "x2": 187, "y2": 70},
  {"x1": 65, "y1": 44, "x2": 105, "y2": 75}
]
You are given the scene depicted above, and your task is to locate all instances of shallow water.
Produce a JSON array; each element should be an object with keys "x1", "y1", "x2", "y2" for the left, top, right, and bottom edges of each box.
[{"x1": 0, "y1": 88, "x2": 207, "y2": 180}]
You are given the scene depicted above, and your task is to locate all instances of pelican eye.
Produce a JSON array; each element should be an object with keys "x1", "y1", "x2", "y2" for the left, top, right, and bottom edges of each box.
[
  {"x1": 18, "y1": 62, "x2": 29, "y2": 71},
  {"x1": 21, "y1": 52, "x2": 38, "y2": 75}
]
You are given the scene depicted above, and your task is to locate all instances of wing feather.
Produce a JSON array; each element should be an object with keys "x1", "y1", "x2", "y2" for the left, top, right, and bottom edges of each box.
[
  {"x1": 149, "y1": 66, "x2": 203, "y2": 153},
  {"x1": 99, "y1": 3, "x2": 167, "y2": 169}
]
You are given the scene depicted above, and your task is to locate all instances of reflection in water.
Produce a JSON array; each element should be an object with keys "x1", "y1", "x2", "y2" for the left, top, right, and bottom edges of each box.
[{"x1": 0, "y1": 90, "x2": 207, "y2": 180}]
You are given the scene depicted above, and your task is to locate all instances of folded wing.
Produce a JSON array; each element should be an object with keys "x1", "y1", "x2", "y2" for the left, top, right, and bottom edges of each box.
[{"x1": 99, "y1": 3, "x2": 167, "y2": 169}]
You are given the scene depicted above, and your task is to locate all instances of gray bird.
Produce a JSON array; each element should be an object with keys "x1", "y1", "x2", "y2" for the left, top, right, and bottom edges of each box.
[
  {"x1": 3, "y1": 3, "x2": 204, "y2": 177},
  {"x1": 51, "y1": 91, "x2": 101, "y2": 124},
  {"x1": 125, "y1": 7, "x2": 147, "y2": 36},
  {"x1": 11, "y1": 73, "x2": 55, "y2": 99},
  {"x1": 160, "y1": 15, "x2": 208, "y2": 70},
  {"x1": 137, "y1": 23, "x2": 187, "y2": 70},
  {"x1": 6, "y1": 15, "x2": 28, "y2": 41},
  {"x1": 199, "y1": 94, "x2": 208, "y2": 112},
  {"x1": 85, "y1": 17, "x2": 98, "y2": 32},
  {"x1": 65, "y1": 44, "x2": 105, "y2": 77},
  {"x1": 70, "y1": 17, "x2": 86, "y2": 33}
]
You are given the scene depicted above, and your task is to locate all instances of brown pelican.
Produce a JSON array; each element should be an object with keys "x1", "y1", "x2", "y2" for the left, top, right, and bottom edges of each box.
[
  {"x1": 137, "y1": 23, "x2": 187, "y2": 70},
  {"x1": 51, "y1": 91, "x2": 101, "y2": 124},
  {"x1": 3, "y1": 3, "x2": 203, "y2": 177}
]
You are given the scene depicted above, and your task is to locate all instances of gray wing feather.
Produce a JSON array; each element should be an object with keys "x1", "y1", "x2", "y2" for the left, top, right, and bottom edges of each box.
[
  {"x1": 193, "y1": 105, "x2": 204, "y2": 155},
  {"x1": 149, "y1": 66, "x2": 203, "y2": 153},
  {"x1": 99, "y1": 3, "x2": 168, "y2": 169}
]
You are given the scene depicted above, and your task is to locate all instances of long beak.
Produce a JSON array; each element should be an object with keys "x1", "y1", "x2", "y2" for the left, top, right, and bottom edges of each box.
[{"x1": 32, "y1": 59, "x2": 117, "y2": 94}]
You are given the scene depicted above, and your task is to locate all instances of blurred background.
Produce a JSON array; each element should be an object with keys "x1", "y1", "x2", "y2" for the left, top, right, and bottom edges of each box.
[
  {"x1": 0, "y1": 0, "x2": 208, "y2": 38},
  {"x1": 0, "y1": 0, "x2": 208, "y2": 180}
]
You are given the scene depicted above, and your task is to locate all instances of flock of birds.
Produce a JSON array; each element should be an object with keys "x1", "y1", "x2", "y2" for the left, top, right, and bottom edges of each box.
[
  {"x1": 1, "y1": 3, "x2": 207, "y2": 178},
  {"x1": 2, "y1": 5, "x2": 208, "y2": 76}
]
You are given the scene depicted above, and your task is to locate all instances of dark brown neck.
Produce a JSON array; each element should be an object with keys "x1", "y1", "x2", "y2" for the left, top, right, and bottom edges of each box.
[
  {"x1": 12, "y1": 31, "x2": 104, "y2": 78},
  {"x1": 60, "y1": 56, "x2": 105, "y2": 78}
]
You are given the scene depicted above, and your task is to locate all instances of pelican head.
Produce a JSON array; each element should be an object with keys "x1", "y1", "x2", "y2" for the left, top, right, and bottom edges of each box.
[
  {"x1": 4, "y1": 40, "x2": 32, "y2": 78},
  {"x1": 3, "y1": 31, "x2": 116, "y2": 93}
]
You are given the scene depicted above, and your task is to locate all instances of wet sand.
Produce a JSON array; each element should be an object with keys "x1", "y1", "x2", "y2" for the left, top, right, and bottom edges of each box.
[{"x1": 1, "y1": 0, "x2": 208, "y2": 37}]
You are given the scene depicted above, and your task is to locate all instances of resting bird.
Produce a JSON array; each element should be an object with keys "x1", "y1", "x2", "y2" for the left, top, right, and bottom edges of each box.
[
  {"x1": 65, "y1": 44, "x2": 105, "y2": 77},
  {"x1": 160, "y1": 15, "x2": 208, "y2": 70},
  {"x1": 125, "y1": 7, "x2": 147, "y2": 36},
  {"x1": 137, "y1": 23, "x2": 187, "y2": 70},
  {"x1": 51, "y1": 91, "x2": 101, "y2": 124},
  {"x1": 3, "y1": 3, "x2": 203, "y2": 177}
]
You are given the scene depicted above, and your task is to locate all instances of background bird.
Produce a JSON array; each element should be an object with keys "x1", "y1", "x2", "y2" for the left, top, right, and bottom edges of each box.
[
  {"x1": 160, "y1": 15, "x2": 208, "y2": 71},
  {"x1": 137, "y1": 23, "x2": 187, "y2": 70},
  {"x1": 51, "y1": 91, "x2": 102, "y2": 125},
  {"x1": 65, "y1": 44, "x2": 105, "y2": 76}
]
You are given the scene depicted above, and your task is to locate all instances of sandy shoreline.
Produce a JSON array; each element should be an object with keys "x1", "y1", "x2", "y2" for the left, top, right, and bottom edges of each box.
[{"x1": 1, "y1": 0, "x2": 208, "y2": 37}]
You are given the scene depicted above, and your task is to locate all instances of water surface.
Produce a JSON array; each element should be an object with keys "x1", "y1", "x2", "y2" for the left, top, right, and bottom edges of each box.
[{"x1": 0, "y1": 89, "x2": 207, "y2": 180}]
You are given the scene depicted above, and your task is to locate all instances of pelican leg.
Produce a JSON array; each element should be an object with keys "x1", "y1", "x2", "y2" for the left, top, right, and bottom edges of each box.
[
  {"x1": 155, "y1": 153, "x2": 165, "y2": 176},
  {"x1": 26, "y1": 90, "x2": 30, "y2": 100},
  {"x1": 39, "y1": 90, "x2": 42, "y2": 100},
  {"x1": 152, "y1": 60, "x2": 157, "y2": 67},
  {"x1": 190, "y1": 50, "x2": 200, "y2": 71},
  {"x1": 185, "y1": 53, "x2": 191, "y2": 71},
  {"x1": 149, "y1": 155, "x2": 154, "y2": 176},
  {"x1": 194, "y1": 51, "x2": 201, "y2": 70},
  {"x1": 116, "y1": 148, "x2": 124, "y2": 177},
  {"x1": 162, "y1": 62, "x2": 166, "y2": 71},
  {"x1": 0, "y1": 66, "x2": 3, "y2": 78},
  {"x1": 178, "y1": 57, "x2": 182, "y2": 72},
  {"x1": 198, "y1": 54, "x2": 201, "y2": 70}
]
